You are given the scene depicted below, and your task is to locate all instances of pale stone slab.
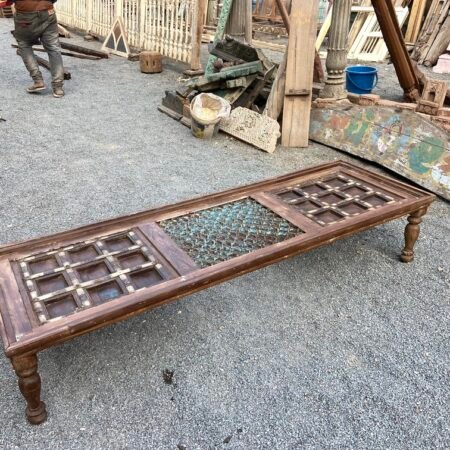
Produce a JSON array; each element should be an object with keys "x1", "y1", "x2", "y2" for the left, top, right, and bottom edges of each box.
[{"x1": 219, "y1": 107, "x2": 281, "y2": 153}]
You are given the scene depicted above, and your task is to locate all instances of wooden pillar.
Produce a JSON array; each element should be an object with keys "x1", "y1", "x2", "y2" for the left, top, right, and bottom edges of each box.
[
  {"x1": 12, "y1": 355, "x2": 47, "y2": 425},
  {"x1": 189, "y1": 0, "x2": 207, "y2": 73},
  {"x1": 371, "y1": 0, "x2": 420, "y2": 101},
  {"x1": 400, "y1": 207, "x2": 428, "y2": 263},
  {"x1": 226, "y1": 0, "x2": 246, "y2": 39},
  {"x1": 206, "y1": 0, "x2": 218, "y2": 26},
  {"x1": 245, "y1": 0, "x2": 253, "y2": 44},
  {"x1": 320, "y1": 0, "x2": 351, "y2": 100}
]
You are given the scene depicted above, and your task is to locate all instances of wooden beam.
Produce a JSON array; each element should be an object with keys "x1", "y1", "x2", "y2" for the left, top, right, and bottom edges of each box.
[
  {"x1": 245, "y1": 0, "x2": 253, "y2": 44},
  {"x1": 190, "y1": 0, "x2": 207, "y2": 71},
  {"x1": 60, "y1": 42, "x2": 109, "y2": 59},
  {"x1": 35, "y1": 55, "x2": 72, "y2": 80},
  {"x1": 281, "y1": 0, "x2": 319, "y2": 147},
  {"x1": 11, "y1": 44, "x2": 101, "y2": 60}
]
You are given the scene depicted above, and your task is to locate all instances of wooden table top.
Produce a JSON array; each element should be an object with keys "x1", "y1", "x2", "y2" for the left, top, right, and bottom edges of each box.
[{"x1": 0, "y1": 161, "x2": 435, "y2": 358}]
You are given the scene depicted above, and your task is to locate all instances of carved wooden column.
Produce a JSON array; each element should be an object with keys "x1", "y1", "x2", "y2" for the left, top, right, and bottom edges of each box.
[
  {"x1": 320, "y1": 0, "x2": 352, "y2": 100},
  {"x1": 12, "y1": 354, "x2": 47, "y2": 425},
  {"x1": 225, "y1": 0, "x2": 246, "y2": 39},
  {"x1": 400, "y1": 207, "x2": 428, "y2": 263}
]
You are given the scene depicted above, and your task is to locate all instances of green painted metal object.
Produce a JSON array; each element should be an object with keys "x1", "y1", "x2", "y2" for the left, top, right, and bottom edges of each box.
[
  {"x1": 186, "y1": 61, "x2": 263, "y2": 88},
  {"x1": 205, "y1": 0, "x2": 234, "y2": 75}
]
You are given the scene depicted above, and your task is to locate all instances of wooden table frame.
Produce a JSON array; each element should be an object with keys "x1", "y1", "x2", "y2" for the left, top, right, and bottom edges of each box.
[{"x1": 0, "y1": 161, "x2": 435, "y2": 424}]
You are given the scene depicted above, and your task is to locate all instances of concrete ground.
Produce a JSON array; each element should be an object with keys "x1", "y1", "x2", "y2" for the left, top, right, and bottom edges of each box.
[{"x1": 0, "y1": 18, "x2": 449, "y2": 450}]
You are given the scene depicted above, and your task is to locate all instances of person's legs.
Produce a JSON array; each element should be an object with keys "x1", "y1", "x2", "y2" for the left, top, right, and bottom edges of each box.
[
  {"x1": 14, "y1": 11, "x2": 45, "y2": 91},
  {"x1": 40, "y1": 10, "x2": 64, "y2": 96}
]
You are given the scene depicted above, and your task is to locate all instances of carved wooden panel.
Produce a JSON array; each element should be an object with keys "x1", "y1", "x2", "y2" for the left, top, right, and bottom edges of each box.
[
  {"x1": 16, "y1": 230, "x2": 173, "y2": 324},
  {"x1": 271, "y1": 172, "x2": 403, "y2": 226}
]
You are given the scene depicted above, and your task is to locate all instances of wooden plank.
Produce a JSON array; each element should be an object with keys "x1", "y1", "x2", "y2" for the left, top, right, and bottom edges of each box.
[
  {"x1": 404, "y1": 0, "x2": 427, "y2": 43},
  {"x1": 0, "y1": 261, "x2": 33, "y2": 340},
  {"x1": 139, "y1": 223, "x2": 199, "y2": 276},
  {"x1": 61, "y1": 41, "x2": 109, "y2": 58},
  {"x1": 348, "y1": 0, "x2": 371, "y2": 48},
  {"x1": 189, "y1": 0, "x2": 207, "y2": 71},
  {"x1": 11, "y1": 44, "x2": 101, "y2": 60},
  {"x1": 251, "y1": 193, "x2": 321, "y2": 233},
  {"x1": 33, "y1": 55, "x2": 72, "y2": 80},
  {"x1": 281, "y1": 0, "x2": 319, "y2": 147},
  {"x1": 315, "y1": 5, "x2": 332, "y2": 50}
]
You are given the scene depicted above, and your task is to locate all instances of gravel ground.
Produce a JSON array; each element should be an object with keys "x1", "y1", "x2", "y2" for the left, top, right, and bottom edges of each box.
[{"x1": 0, "y1": 19, "x2": 449, "y2": 450}]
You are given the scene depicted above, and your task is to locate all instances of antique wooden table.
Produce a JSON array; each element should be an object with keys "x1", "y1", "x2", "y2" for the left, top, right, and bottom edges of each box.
[{"x1": 0, "y1": 161, "x2": 434, "y2": 424}]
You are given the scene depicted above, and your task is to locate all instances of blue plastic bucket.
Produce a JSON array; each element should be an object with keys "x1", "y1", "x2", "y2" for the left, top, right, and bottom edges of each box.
[{"x1": 346, "y1": 66, "x2": 378, "y2": 94}]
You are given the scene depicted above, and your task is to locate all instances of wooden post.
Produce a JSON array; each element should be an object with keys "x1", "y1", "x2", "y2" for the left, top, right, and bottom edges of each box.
[
  {"x1": 116, "y1": 0, "x2": 124, "y2": 18},
  {"x1": 206, "y1": 0, "x2": 218, "y2": 26},
  {"x1": 12, "y1": 355, "x2": 47, "y2": 425},
  {"x1": 265, "y1": 0, "x2": 322, "y2": 120},
  {"x1": 245, "y1": 0, "x2": 253, "y2": 44},
  {"x1": 264, "y1": 0, "x2": 291, "y2": 120},
  {"x1": 265, "y1": 51, "x2": 287, "y2": 120},
  {"x1": 281, "y1": 0, "x2": 319, "y2": 147},
  {"x1": 400, "y1": 207, "x2": 428, "y2": 263},
  {"x1": 371, "y1": 0, "x2": 420, "y2": 101},
  {"x1": 320, "y1": 0, "x2": 352, "y2": 100},
  {"x1": 226, "y1": 0, "x2": 246, "y2": 39},
  {"x1": 275, "y1": 0, "x2": 290, "y2": 33},
  {"x1": 189, "y1": 0, "x2": 207, "y2": 73}
]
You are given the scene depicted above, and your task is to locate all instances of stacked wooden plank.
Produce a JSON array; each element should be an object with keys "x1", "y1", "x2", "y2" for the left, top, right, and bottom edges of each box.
[
  {"x1": 412, "y1": 0, "x2": 450, "y2": 66},
  {"x1": 159, "y1": 37, "x2": 279, "y2": 132},
  {"x1": 404, "y1": 0, "x2": 428, "y2": 44}
]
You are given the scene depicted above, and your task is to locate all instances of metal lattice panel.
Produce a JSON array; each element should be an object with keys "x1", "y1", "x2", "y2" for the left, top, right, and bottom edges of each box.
[
  {"x1": 17, "y1": 230, "x2": 172, "y2": 324},
  {"x1": 273, "y1": 173, "x2": 400, "y2": 226},
  {"x1": 159, "y1": 199, "x2": 303, "y2": 268}
]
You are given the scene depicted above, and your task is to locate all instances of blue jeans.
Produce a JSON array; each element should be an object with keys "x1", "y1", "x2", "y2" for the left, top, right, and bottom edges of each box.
[{"x1": 14, "y1": 10, "x2": 64, "y2": 88}]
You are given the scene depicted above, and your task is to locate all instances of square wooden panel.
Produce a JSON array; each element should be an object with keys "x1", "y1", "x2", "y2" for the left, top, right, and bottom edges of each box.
[
  {"x1": 16, "y1": 230, "x2": 173, "y2": 324},
  {"x1": 159, "y1": 198, "x2": 303, "y2": 268},
  {"x1": 271, "y1": 172, "x2": 403, "y2": 226}
]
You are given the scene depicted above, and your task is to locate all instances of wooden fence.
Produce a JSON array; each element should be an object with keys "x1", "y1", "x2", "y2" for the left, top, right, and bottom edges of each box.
[{"x1": 56, "y1": 0, "x2": 203, "y2": 70}]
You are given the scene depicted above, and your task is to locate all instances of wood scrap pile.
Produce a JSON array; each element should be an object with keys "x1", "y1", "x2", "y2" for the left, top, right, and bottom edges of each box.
[
  {"x1": 160, "y1": 13, "x2": 322, "y2": 154},
  {"x1": 159, "y1": 37, "x2": 284, "y2": 152}
]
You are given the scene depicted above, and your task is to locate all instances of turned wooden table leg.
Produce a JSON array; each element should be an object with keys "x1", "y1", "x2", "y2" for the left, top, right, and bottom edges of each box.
[
  {"x1": 11, "y1": 354, "x2": 47, "y2": 425},
  {"x1": 400, "y1": 207, "x2": 428, "y2": 263}
]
